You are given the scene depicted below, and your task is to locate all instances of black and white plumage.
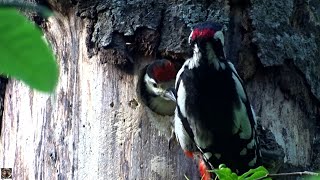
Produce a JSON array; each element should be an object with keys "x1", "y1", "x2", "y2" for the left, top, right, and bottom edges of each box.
[
  {"x1": 174, "y1": 22, "x2": 260, "y2": 176},
  {"x1": 138, "y1": 59, "x2": 177, "y2": 144}
]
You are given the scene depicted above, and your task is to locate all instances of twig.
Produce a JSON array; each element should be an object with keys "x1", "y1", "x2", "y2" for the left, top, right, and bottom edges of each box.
[{"x1": 256, "y1": 171, "x2": 320, "y2": 180}]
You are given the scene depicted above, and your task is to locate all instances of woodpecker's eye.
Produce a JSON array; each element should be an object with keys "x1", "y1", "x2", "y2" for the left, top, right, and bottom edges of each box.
[{"x1": 152, "y1": 83, "x2": 158, "y2": 88}]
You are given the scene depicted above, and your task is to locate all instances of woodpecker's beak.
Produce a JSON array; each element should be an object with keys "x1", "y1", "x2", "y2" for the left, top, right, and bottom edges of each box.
[{"x1": 164, "y1": 87, "x2": 176, "y2": 102}]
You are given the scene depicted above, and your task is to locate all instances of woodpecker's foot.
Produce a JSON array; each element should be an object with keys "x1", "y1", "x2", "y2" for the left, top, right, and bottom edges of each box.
[{"x1": 199, "y1": 159, "x2": 211, "y2": 180}]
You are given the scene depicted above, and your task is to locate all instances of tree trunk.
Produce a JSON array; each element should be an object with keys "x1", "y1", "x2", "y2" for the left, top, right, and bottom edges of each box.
[{"x1": 1, "y1": 0, "x2": 320, "y2": 179}]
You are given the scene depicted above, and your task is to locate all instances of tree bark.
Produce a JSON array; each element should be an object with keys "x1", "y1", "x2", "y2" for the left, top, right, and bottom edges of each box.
[{"x1": 1, "y1": 0, "x2": 320, "y2": 179}]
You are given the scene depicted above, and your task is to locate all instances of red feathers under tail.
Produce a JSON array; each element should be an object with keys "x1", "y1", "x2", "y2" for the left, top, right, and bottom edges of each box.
[
  {"x1": 199, "y1": 159, "x2": 211, "y2": 180},
  {"x1": 183, "y1": 151, "x2": 211, "y2": 180},
  {"x1": 184, "y1": 151, "x2": 194, "y2": 158}
]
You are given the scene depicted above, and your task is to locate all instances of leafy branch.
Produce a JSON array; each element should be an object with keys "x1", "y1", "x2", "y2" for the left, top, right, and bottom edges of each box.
[
  {"x1": 256, "y1": 171, "x2": 320, "y2": 180},
  {"x1": 210, "y1": 165, "x2": 319, "y2": 180},
  {"x1": 0, "y1": 3, "x2": 58, "y2": 92}
]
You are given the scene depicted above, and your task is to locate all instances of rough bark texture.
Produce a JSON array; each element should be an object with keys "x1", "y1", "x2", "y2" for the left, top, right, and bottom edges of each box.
[{"x1": 1, "y1": 0, "x2": 320, "y2": 179}]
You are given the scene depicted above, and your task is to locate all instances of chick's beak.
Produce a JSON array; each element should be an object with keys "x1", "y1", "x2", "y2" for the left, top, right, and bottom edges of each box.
[{"x1": 163, "y1": 87, "x2": 176, "y2": 102}]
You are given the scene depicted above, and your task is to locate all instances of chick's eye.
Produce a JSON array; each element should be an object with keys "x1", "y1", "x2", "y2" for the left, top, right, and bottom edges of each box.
[{"x1": 152, "y1": 83, "x2": 157, "y2": 88}]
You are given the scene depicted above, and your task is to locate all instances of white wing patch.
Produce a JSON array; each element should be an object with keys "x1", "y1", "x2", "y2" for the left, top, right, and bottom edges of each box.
[
  {"x1": 248, "y1": 156, "x2": 257, "y2": 167},
  {"x1": 228, "y1": 62, "x2": 243, "y2": 83},
  {"x1": 231, "y1": 72, "x2": 252, "y2": 140},
  {"x1": 204, "y1": 152, "x2": 213, "y2": 160},
  {"x1": 240, "y1": 148, "x2": 247, "y2": 155},
  {"x1": 232, "y1": 73, "x2": 246, "y2": 101},
  {"x1": 247, "y1": 138, "x2": 256, "y2": 149},
  {"x1": 227, "y1": 62, "x2": 238, "y2": 74},
  {"x1": 233, "y1": 101, "x2": 252, "y2": 140}
]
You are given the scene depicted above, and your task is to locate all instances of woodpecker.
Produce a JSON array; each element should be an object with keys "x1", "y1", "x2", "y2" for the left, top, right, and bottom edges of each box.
[
  {"x1": 173, "y1": 22, "x2": 260, "y2": 179},
  {"x1": 138, "y1": 59, "x2": 177, "y2": 145}
]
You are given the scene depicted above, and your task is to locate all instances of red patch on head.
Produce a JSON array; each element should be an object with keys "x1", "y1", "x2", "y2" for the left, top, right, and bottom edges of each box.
[
  {"x1": 199, "y1": 159, "x2": 211, "y2": 180},
  {"x1": 191, "y1": 28, "x2": 216, "y2": 42},
  {"x1": 152, "y1": 61, "x2": 176, "y2": 82}
]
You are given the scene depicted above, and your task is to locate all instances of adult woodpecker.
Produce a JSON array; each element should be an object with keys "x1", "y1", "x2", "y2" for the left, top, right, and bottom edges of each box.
[
  {"x1": 173, "y1": 22, "x2": 260, "y2": 179},
  {"x1": 138, "y1": 59, "x2": 177, "y2": 145}
]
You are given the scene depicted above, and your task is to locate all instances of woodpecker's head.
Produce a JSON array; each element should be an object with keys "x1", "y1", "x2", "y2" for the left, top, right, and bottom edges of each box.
[
  {"x1": 144, "y1": 59, "x2": 177, "y2": 101},
  {"x1": 189, "y1": 22, "x2": 225, "y2": 60}
]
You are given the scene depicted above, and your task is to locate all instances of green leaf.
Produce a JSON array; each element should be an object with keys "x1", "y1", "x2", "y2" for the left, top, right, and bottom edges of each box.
[
  {"x1": 306, "y1": 173, "x2": 320, "y2": 180},
  {"x1": 213, "y1": 166, "x2": 239, "y2": 180},
  {"x1": 0, "y1": 8, "x2": 58, "y2": 92},
  {"x1": 239, "y1": 166, "x2": 271, "y2": 180}
]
